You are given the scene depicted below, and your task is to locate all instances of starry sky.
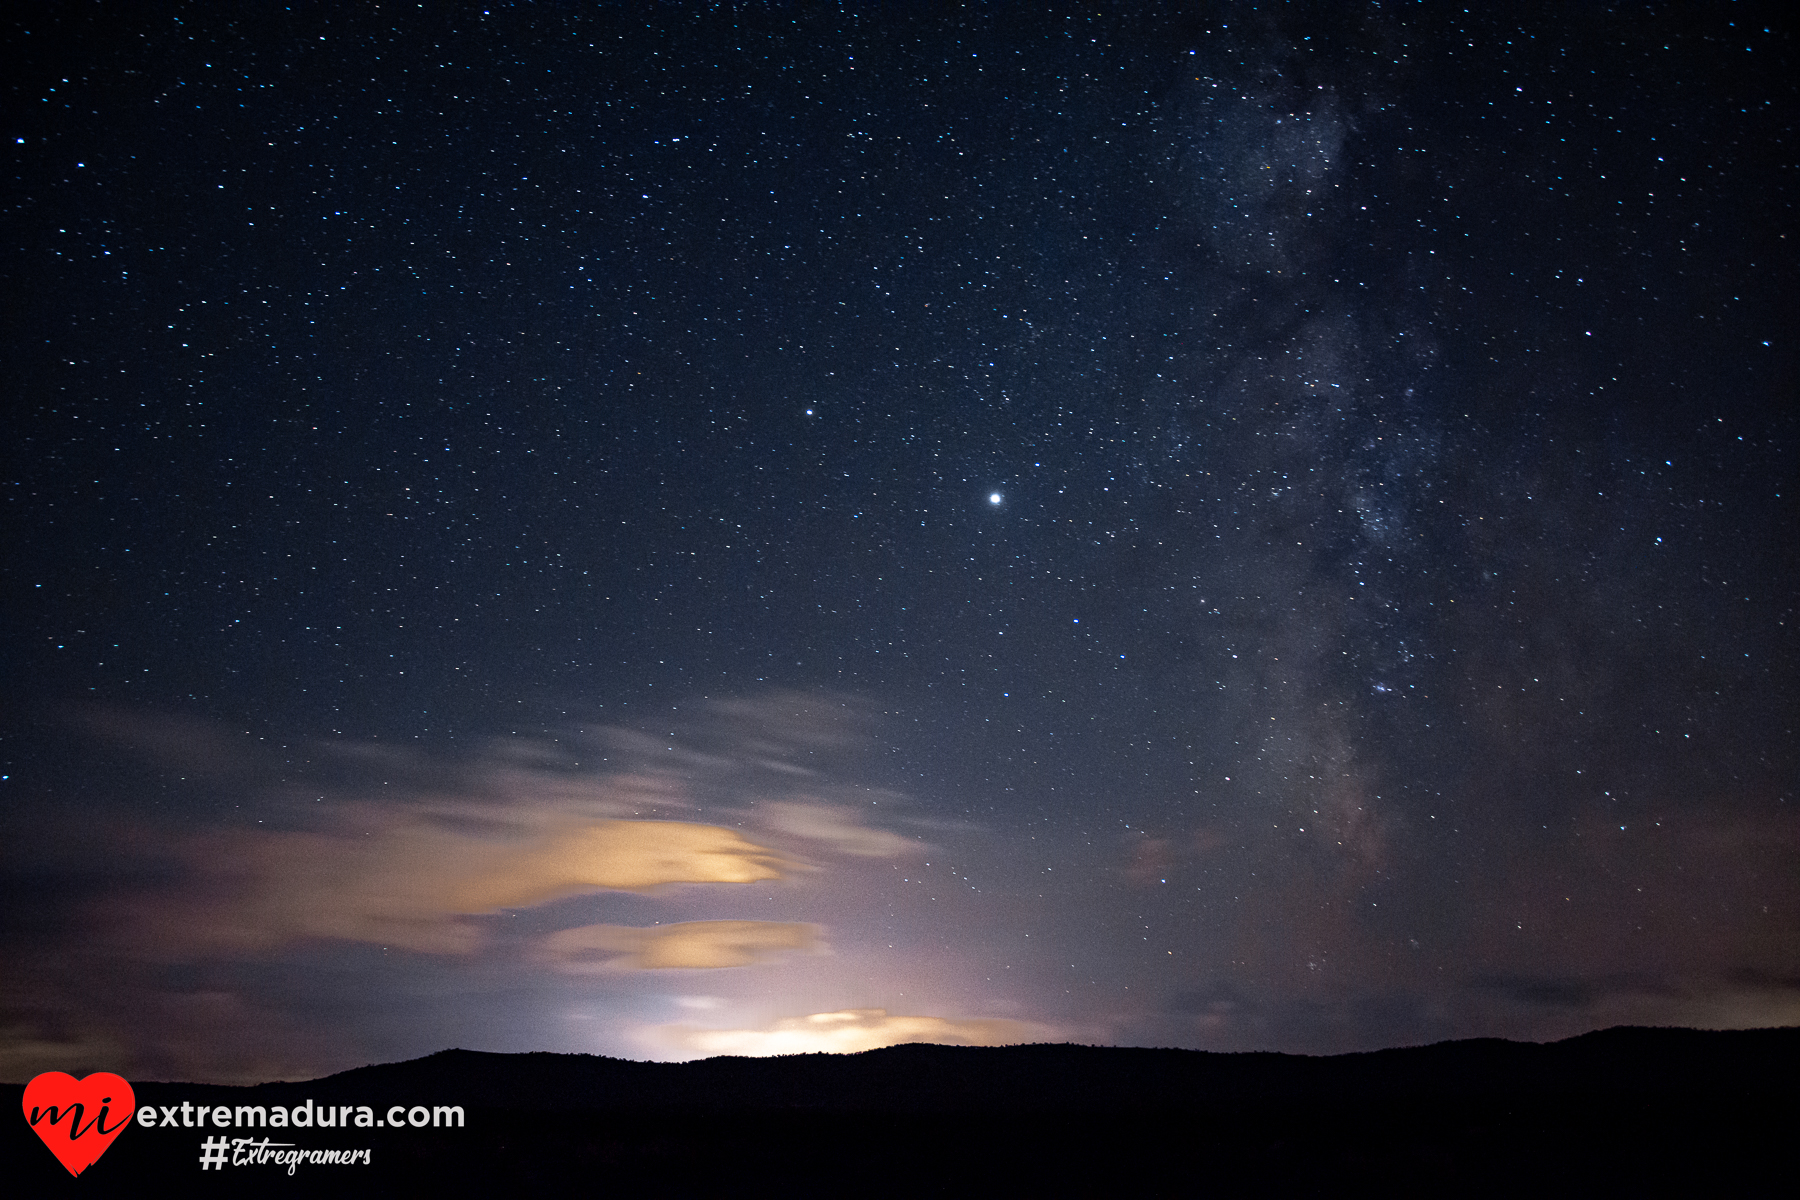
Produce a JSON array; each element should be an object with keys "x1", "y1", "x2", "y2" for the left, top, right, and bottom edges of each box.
[{"x1": 3, "y1": 3, "x2": 1795, "y2": 1083}]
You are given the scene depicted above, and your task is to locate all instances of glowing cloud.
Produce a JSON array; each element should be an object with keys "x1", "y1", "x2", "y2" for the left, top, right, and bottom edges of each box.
[
  {"x1": 134, "y1": 818, "x2": 796, "y2": 956},
  {"x1": 539, "y1": 920, "x2": 826, "y2": 972},
  {"x1": 454, "y1": 820, "x2": 794, "y2": 907},
  {"x1": 645, "y1": 1008, "x2": 1054, "y2": 1057}
]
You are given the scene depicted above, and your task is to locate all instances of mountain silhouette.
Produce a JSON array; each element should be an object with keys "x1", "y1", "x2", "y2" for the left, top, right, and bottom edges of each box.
[{"x1": 8, "y1": 1026, "x2": 1794, "y2": 1195}]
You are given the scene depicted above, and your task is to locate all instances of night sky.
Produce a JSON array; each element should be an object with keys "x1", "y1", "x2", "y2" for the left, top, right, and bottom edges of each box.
[{"x1": 4, "y1": 3, "x2": 1795, "y2": 1084}]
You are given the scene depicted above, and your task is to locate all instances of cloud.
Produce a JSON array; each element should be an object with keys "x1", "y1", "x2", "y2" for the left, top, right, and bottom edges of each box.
[
  {"x1": 0, "y1": 1023, "x2": 129, "y2": 1086},
  {"x1": 69, "y1": 695, "x2": 932, "y2": 961},
  {"x1": 18, "y1": 695, "x2": 941, "y2": 1081},
  {"x1": 460, "y1": 820, "x2": 795, "y2": 902},
  {"x1": 1474, "y1": 972, "x2": 1800, "y2": 1031},
  {"x1": 758, "y1": 800, "x2": 919, "y2": 857},
  {"x1": 706, "y1": 692, "x2": 876, "y2": 755},
  {"x1": 133, "y1": 818, "x2": 798, "y2": 956},
  {"x1": 644, "y1": 1008, "x2": 1055, "y2": 1058},
  {"x1": 539, "y1": 920, "x2": 826, "y2": 972}
]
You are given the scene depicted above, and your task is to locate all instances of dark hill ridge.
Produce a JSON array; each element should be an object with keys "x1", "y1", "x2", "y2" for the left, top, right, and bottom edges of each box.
[
  {"x1": 9, "y1": 1027, "x2": 1796, "y2": 1194},
  {"x1": 113, "y1": 1023, "x2": 1798, "y2": 1111}
]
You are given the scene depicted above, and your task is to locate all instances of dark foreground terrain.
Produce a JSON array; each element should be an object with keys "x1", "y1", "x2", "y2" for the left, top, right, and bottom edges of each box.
[{"x1": 8, "y1": 1026, "x2": 1794, "y2": 1195}]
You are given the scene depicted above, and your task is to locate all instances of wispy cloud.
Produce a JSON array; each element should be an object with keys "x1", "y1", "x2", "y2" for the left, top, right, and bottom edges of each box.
[
  {"x1": 127, "y1": 814, "x2": 800, "y2": 956},
  {"x1": 75, "y1": 691, "x2": 925, "y2": 958},
  {"x1": 1, "y1": 693, "x2": 1022, "y2": 1081},
  {"x1": 757, "y1": 800, "x2": 920, "y2": 857}
]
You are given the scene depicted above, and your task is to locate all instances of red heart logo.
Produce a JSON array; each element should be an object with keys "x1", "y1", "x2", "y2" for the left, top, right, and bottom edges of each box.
[{"x1": 22, "y1": 1072, "x2": 136, "y2": 1177}]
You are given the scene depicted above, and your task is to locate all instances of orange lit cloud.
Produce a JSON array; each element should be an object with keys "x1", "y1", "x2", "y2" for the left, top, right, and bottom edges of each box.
[
  {"x1": 539, "y1": 920, "x2": 826, "y2": 972},
  {"x1": 134, "y1": 818, "x2": 797, "y2": 956},
  {"x1": 644, "y1": 1008, "x2": 1055, "y2": 1057},
  {"x1": 78, "y1": 697, "x2": 920, "y2": 970},
  {"x1": 455, "y1": 819, "x2": 794, "y2": 905}
]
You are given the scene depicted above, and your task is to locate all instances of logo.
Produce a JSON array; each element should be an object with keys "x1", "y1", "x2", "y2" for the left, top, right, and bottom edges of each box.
[{"x1": 22, "y1": 1071, "x2": 136, "y2": 1177}]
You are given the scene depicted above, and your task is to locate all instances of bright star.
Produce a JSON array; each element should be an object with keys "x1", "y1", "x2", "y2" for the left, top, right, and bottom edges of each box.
[{"x1": 989, "y1": 492, "x2": 1002, "y2": 505}]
